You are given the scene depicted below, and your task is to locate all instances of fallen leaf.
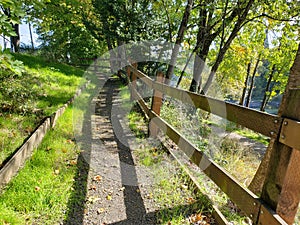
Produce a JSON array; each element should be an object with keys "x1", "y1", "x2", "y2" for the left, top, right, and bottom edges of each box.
[
  {"x1": 70, "y1": 160, "x2": 77, "y2": 165},
  {"x1": 54, "y1": 169, "x2": 60, "y2": 175},
  {"x1": 97, "y1": 208, "x2": 105, "y2": 214},
  {"x1": 61, "y1": 148, "x2": 67, "y2": 153},
  {"x1": 106, "y1": 195, "x2": 112, "y2": 201},
  {"x1": 93, "y1": 175, "x2": 102, "y2": 182},
  {"x1": 187, "y1": 197, "x2": 195, "y2": 204},
  {"x1": 189, "y1": 213, "x2": 207, "y2": 224},
  {"x1": 89, "y1": 185, "x2": 97, "y2": 191},
  {"x1": 88, "y1": 196, "x2": 101, "y2": 204},
  {"x1": 35, "y1": 186, "x2": 40, "y2": 191},
  {"x1": 66, "y1": 139, "x2": 74, "y2": 144}
]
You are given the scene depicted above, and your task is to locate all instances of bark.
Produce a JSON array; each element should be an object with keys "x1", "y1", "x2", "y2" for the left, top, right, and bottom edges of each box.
[
  {"x1": 201, "y1": 0, "x2": 255, "y2": 94},
  {"x1": 239, "y1": 62, "x2": 251, "y2": 106},
  {"x1": 3, "y1": 8, "x2": 20, "y2": 52},
  {"x1": 106, "y1": 37, "x2": 117, "y2": 73},
  {"x1": 29, "y1": 23, "x2": 34, "y2": 51},
  {"x1": 245, "y1": 56, "x2": 260, "y2": 107},
  {"x1": 165, "y1": 0, "x2": 193, "y2": 81},
  {"x1": 260, "y1": 64, "x2": 276, "y2": 111},
  {"x1": 189, "y1": 5, "x2": 210, "y2": 93},
  {"x1": 161, "y1": 0, "x2": 173, "y2": 42},
  {"x1": 10, "y1": 24, "x2": 20, "y2": 52},
  {"x1": 176, "y1": 50, "x2": 194, "y2": 88},
  {"x1": 189, "y1": 0, "x2": 246, "y2": 93}
]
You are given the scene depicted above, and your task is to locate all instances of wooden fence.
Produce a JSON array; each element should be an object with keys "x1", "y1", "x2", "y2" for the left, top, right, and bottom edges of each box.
[
  {"x1": 125, "y1": 55, "x2": 300, "y2": 225},
  {"x1": 0, "y1": 82, "x2": 89, "y2": 188}
]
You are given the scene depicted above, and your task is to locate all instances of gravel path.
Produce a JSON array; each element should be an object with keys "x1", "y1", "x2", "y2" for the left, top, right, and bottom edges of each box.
[
  {"x1": 64, "y1": 75, "x2": 267, "y2": 225},
  {"x1": 81, "y1": 77, "x2": 157, "y2": 225}
]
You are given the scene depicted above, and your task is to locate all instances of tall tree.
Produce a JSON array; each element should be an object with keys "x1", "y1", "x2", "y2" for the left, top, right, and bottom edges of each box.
[{"x1": 165, "y1": 0, "x2": 194, "y2": 81}]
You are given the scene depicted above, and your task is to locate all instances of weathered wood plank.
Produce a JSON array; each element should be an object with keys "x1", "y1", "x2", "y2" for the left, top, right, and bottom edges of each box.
[
  {"x1": 131, "y1": 77, "x2": 289, "y2": 225},
  {"x1": 258, "y1": 205, "x2": 288, "y2": 225},
  {"x1": 261, "y1": 44, "x2": 300, "y2": 225},
  {"x1": 128, "y1": 66, "x2": 281, "y2": 138},
  {"x1": 0, "y1": 118, "x2": 51, "y2": 187},
  {"x1": 159, "y1": 136, "x2": 229, "y2": 225},
  {"x1": 149, "y1": 71, "x2": 164, "y2": 137}
]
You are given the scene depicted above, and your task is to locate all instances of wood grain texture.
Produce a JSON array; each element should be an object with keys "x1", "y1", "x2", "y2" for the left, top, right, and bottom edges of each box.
[
  {"x1": 149, "y1": 71, "x2": 164, "y2": 137},
  {"x1": 260, "y1": 44, "x2": 300, "y2": 224},
  {"x1": 0, "y1": 118, "x2": 51, "y2": 187},
  {"x1": 258, "y1": 205, "x2": 288, "y2": 225}
]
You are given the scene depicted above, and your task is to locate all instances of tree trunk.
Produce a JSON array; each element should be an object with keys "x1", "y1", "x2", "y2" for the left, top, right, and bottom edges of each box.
[
  {"x1": 176, "y1": 50, "x2": 194, "y2": 88},
  {"x1": 260, "y1": 64, "x2": 276, "y2": 111},
  {"x1": 10, "y1": 24, "x2": 20, "y2": 52},
  {"x1": 106, "y1": 37, "x2": 117, "y2": 73},
  {"x1": 239, "y1": 62, "x2": 251, "y2": 106},
  {"x1": 245, "y1": 56, "x2": 260, "y2": 107},
  {"x1": 165, "y1": 0, "x2": 193, "y2": 81},
  {"x1": 201, "y1": 0, "x2": 255, "y2": 94},
  {"x1": 29, "y1": 23, "x2": 34, "y2": 51},
  {"x1": 189, "y1": 5, "x2": 211, "y2": 93}
]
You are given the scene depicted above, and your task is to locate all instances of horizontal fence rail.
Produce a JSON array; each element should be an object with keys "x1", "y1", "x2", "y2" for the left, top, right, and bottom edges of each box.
[
  {"x1": 128, "y1": 65, "x2": 282, "y2": 138},
  {"x1": 127, "y1": 65, "x2": 289, "y2": 225}
]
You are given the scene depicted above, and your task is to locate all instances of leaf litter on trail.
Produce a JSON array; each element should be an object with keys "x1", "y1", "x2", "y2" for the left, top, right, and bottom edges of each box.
[
  {"x1": 87, "y1": 196, "x2": 101, "y2": 204},
  {"x1": 188, "y1": 213, "x2": 212, "y2": 225},
  {"x1": 93, "y1": 175, "x2": 102, "y2": 182}
]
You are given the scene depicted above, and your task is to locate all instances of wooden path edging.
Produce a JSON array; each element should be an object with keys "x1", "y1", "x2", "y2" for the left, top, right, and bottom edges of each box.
[{"x1": 0, "y1": 81, "x2": 89, "y2": 188}]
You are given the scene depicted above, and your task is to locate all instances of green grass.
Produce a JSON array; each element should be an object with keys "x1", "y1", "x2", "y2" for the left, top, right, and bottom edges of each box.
[
  {"x1": 0, "y1": 53, "x2": 85, "y2": 165},
  {"x1": 126, "y1": 104, "x2": 213, "y2": 224},
  {"x1": 0, "y1": 107, "x2": 80, "y2": 224},
  {"x1": 234, "y1": 128, "x2": 269, "y2": 145}
]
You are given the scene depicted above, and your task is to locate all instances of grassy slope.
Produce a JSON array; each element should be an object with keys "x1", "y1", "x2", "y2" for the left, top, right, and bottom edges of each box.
[
  {"x1": 0, "y1": 54, "x2": 84, "y2": 165},
  {"x1": 0, "y1": 107, "x2": 79, "y2": 224},
  {"x1": 0, "y1": 54, "x2": 88, "y2": 224}
]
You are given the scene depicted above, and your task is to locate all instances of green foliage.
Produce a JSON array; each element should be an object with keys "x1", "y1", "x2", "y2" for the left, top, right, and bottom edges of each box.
[
  {"x1": 0, "y1": 0, "x2": 24, "y2": 36},
  {"x1": 0, "y1": 52, "x2": 38, "y2": 113},
  {"x1": 33, "y1": 0, "x2": 104, "y2": 62}
]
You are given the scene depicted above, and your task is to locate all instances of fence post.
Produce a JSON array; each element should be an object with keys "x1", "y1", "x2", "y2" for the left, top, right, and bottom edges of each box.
[
  {"x1": 259, "y1": 44, "x2": 300, "y2": 225},
  {"x1": 129, "y1": 63, "x2": 138, "y2": 101},
  {"x1": 149, "y1": 71, "x2": 164, "y2": 137}
]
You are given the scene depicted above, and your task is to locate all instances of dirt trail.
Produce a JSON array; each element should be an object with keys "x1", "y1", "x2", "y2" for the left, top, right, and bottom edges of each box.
[{"x1": 81, "y1": 77, "x2": 157, "y2": 225}]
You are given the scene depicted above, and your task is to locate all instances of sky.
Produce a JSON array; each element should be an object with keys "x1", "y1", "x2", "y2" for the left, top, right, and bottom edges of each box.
[{"x1": 1, "y1": 23, "x2": 40, "y2": 49}]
